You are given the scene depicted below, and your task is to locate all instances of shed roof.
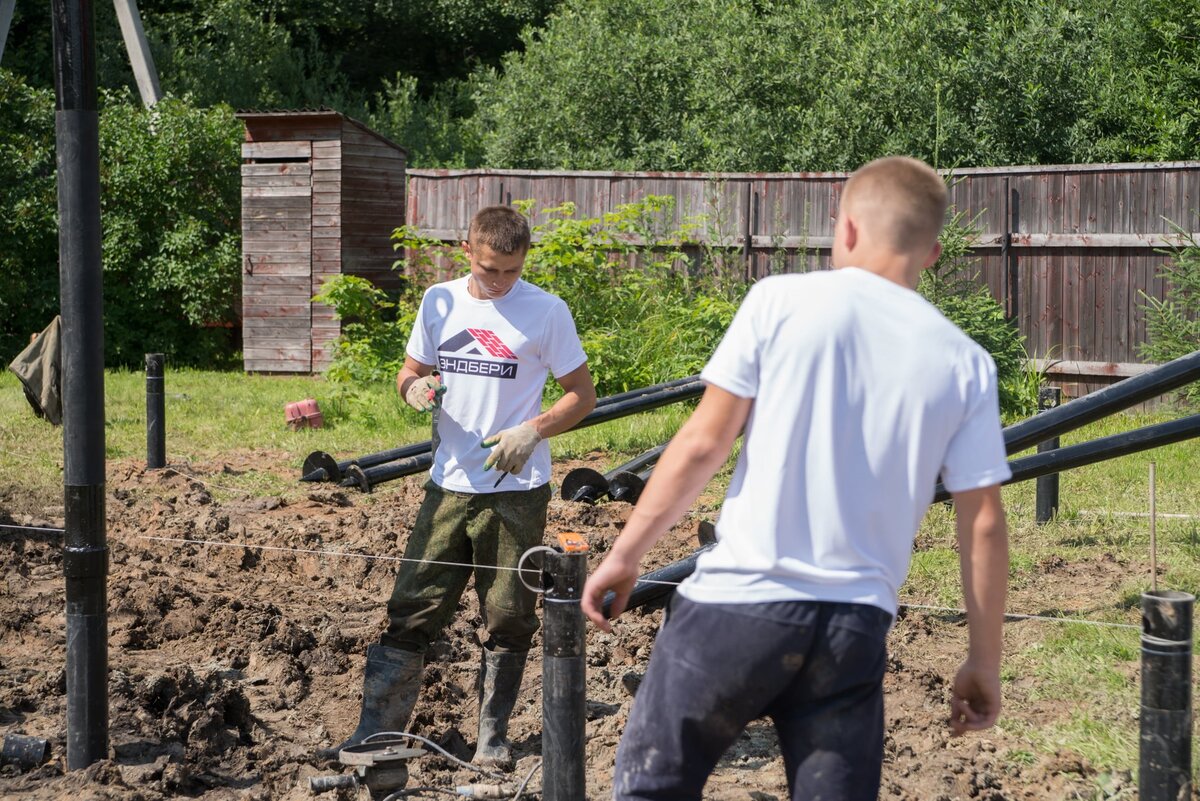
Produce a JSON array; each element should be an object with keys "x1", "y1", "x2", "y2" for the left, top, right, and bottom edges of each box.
[{"x1": 235, "y1": 109, "x2": 408, "y2": 156}]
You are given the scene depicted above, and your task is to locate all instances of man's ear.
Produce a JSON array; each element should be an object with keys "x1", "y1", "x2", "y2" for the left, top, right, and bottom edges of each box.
[
  {"x1": 922, "y1": 240, "x2": 943, "y2": 269},
  {"x1": 461, "y1": 240, "x2": 472, "y2": 259},
  {"x1": 841, "y1": 214, "x2": 858, "y2": 252}
]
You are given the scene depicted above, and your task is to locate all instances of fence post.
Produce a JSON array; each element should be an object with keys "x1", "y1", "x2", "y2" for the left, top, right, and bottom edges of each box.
[
  {"x1": 542, "y1": 535, "x2": 588, "y2": 801},
  {"x1": 145, "y1": 353, "x2": 165, "y2": 469},
  {"x1": 1140, "y1": 590, "x2": 1194, "y2": 801},
  {"x1": 1035, "y1": 386, "x2": 1061, "y2": 524}
]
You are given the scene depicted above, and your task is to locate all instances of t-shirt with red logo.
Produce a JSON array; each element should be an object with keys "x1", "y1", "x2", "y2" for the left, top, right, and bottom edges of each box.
[{"x1": 406, "y1": 276, "x2": 587, "y2": 493}]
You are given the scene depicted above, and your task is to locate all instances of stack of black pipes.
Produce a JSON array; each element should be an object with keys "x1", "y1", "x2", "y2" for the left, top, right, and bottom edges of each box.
[{"x1": 304, "y1": 375, "x2": 704, "y2": 492}]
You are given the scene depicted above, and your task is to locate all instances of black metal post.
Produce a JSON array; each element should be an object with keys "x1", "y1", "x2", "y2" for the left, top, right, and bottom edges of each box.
[
  {"x1": 1140, "y1": 590, "x2": 1193, "y2": 801},
  {"x1": 1004, "y1": 182, "x2": 1019, "y2": 323},
  {"x1": 542, "y1": 546, "x2": 587, "y2": 801},
  {"x1": 51, "y1": 0, "x2": 109, "y2": 770},
  {"x1": 145, "y1": 353, "x2": 165, "y2": 469},
  {"x1": 1035, "y1": 387, "x2": 1061, "y2": 524}
]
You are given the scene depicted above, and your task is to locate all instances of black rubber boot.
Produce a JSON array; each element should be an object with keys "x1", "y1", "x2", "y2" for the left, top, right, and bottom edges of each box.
[
  {"x1": 319, "y1": 644, "x2": 423, "y2": 761},
  {"x1": 471, "y1": 649, "x2": 528, "y2": 769}
]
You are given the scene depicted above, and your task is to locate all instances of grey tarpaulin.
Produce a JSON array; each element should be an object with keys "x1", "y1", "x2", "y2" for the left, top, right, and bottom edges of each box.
[{"x1": 7, "y1": 316, "x2": 63, "y2": 425}]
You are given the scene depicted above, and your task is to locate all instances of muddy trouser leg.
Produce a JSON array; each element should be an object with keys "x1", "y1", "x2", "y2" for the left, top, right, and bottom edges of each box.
[
  {"x1": 766, "y1": 602, "x2": 892, "y2": 801},
  {"x1": 469, "y1": 483, "x2": 551, "y2": 654},
  {"x1": 612, "y1": 597, "x2": 892, "y2": 801},
  {"x1": 382, "y1": 481, "x2": 476, "y2": 654}
]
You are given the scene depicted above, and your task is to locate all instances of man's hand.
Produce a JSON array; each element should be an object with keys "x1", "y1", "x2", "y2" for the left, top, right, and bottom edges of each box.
[
  {"x1": 581, "y1": 552, "x2": 641, "y2": 632},
  {"x1": 404, "y1": 373, "x2": 445, "y2": 412},
  {"x1": 481, "y1": 423, "x2": 541, "y2": 473},
  {"x1": 948, "y1": 659, "x2": 1002, "y2": 735}
]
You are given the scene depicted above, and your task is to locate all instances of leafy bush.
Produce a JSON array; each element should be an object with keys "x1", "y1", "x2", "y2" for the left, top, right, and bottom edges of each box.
[
  {"x1": 1140, "y1": 234, "x2": 1200, "y2": 403},
  {"x1": 0, "y1": 71, "x2": 58, "y2": 362},
  {"x1": 317, "y1": 197, "x2": 742, "y2": 399},
  {"x1": 99, "y1": 91, "x2": 243, "y2": 366},
  {"x1": 0, "y1": 71, "x2": 242, "y2": 367},
  {"x1": 473, "y1": 0, "x2": 1199, "y2": 171}
]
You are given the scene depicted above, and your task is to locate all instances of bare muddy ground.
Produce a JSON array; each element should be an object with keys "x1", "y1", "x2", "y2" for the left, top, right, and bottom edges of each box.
[{"x1": 1, "y1": 456, "x2": 1105, "y2": 800}]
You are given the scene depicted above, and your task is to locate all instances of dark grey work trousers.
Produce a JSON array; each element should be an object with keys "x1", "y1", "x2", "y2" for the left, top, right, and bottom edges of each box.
[{"x1": 614, "y1": 596, "x2": 894, "y2": 801}]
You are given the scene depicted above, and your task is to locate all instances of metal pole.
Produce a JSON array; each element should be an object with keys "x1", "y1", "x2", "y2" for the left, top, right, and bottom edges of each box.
[
  {"x1": 145, "y1": 353, "x2": 165, "y2": 469},
  {"x1": 1150, "y1": 462, "x2": 1158, "y2": 592},
  {"x1": 542, "y1": 543, "x2": 588, "y2": 801},
  {"x1": 1035, "y1": 387, "x2": 1061, "y2": 524},
  {"x1": 51, "y1": 0, "x2": 109, "y2": 770},
  {"x1": 1140, "y1": 590, "x2": 1193, "y2": 801}
]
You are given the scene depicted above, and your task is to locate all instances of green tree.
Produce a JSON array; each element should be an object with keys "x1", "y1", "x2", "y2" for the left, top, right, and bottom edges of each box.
[
  {"x1": 0, "y1": 72, "x2": 59, "y2": 362},
  {"x1": 472, "y1": 0, "x2": 1199, "y2": 171},
  {"x1": 0, "y1": 71, "x2": 242, "y2": 367}
]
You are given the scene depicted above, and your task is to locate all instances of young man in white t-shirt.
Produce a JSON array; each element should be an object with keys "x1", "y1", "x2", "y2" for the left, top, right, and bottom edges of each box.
[
  {"x1": 582, "y1": 157, "x2": 1011, "y2": 801},
  {"x1": 329, "y1": 206, "x2": 596, "y2": 768}
]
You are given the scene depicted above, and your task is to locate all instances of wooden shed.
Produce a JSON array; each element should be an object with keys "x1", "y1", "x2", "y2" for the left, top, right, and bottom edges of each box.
[{"x1": 237, "y1": 110, "x2": 407, "y2": 373}]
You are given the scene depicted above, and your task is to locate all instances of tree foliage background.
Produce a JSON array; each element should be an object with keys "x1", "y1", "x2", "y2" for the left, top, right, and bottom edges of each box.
[{"x1": 1, "y1": 0, "x2": 1197, "y2": 364}]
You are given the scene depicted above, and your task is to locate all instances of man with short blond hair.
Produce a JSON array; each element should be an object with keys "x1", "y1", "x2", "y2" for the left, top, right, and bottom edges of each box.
[{"x1": 584, "y1": 156, "x2": 1011, "y2": 801}]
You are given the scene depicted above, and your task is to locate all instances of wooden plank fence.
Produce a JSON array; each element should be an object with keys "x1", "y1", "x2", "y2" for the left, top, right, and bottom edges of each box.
[{"x1": 407, "y1": 163, "x2": 1200, "y2": 395}]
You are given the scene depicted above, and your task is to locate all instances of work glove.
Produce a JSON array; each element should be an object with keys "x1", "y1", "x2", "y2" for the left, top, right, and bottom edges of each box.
[
  {"x1": 405, "y1": 372, "x2": 445, "y2": 412},
  {"x1": 481, "y1": 423, "x2": 541, "y2": 474}
]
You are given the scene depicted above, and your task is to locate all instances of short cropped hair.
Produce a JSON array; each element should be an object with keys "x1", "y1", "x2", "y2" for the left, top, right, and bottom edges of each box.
[
  {"x1": 468, "y1": 206, "x2": 531, "y2": 255},
  {"x1": 841, "y1": 156, "x2": 948, "y2": 253}
]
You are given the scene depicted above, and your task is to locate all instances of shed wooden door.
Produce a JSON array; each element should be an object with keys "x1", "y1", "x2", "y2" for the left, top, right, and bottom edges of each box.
[{"x1": 242, "y1": 142, "x2": 314, "y2": 372}]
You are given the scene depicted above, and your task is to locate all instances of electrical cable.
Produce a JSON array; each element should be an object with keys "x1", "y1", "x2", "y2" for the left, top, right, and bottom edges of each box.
[
  {"x1": 363, "y1": 732, "x2": 506, "y2": 780},
  {"x1": 512, "y1": 760, "x2": 542, "y2": 800}
]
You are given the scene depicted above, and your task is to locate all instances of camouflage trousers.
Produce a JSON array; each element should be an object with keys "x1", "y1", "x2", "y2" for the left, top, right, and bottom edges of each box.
[{"x1": 382, "y1": 480, "x2": 551, "y2": 654}]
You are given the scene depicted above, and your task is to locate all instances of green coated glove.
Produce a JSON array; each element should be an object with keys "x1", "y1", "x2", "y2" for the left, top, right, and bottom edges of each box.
[
  {"x1": 405, "y1": 372, "x2": 446, "y2": 412},
  {"x1": 481, "y1": 423, "x2": 541, "y2": 474}
]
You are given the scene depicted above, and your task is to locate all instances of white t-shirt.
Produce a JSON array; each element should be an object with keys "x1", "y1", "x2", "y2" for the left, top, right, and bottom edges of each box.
[
  {"x1": 406, "y1": 276, "x2": 587, "y2": 493},
  {"x1": 678, "y1": 268, "x2": 1011, "y2": 615}
]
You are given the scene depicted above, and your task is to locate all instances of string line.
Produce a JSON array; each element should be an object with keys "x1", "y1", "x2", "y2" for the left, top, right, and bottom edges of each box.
[{"x1": 0, "y1": 526, "x2": 1148, "y2": 630}]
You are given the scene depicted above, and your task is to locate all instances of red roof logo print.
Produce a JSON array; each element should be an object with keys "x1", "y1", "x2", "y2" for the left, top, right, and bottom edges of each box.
[{"x1": 466, "y1": 328, "x2": 517, "y2": 360}]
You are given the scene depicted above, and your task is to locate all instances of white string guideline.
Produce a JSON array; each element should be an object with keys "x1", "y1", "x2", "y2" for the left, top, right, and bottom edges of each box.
[{"x1": 136, "y1": 534, "x2": 1141, "y2": 629}]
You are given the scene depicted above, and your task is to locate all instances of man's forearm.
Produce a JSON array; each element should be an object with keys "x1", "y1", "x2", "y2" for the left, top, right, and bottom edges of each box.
[
  {"x1": 959, "y1": 506, "x2": 1008, "y2": 668},
  {"x1": 527, "y1": 389, "x2": 595, "y2": 439}
]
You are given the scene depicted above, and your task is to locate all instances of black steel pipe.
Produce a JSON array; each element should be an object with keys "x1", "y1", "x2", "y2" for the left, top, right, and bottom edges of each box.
[
  {"x1": 145, "y1": 353, "x2": 165, "y2": 469},
  {"x1": 542, "y1": 547, "x2": 587, "y2": 801},
  {"x1": 1, "y1": 734, "x2": 51, "y2": 771},
  {"x1": 1140, "y1": 590, "x2": 1193, "y2": 801},
  {"x1": 600, "y1": 544, "x2": 716, "y2": 617},
  {"x1": 1003, "y1": 350, "x2": 1200, "y2": 455},
  {"x1": 302, "y1": 376, "x2": 702, "y2": 482},
  {"x1": 340, "y1": 453, "x2": 434, "y2": 492},
  {"x1": 1035, "y1": 387, "x2": 1061, "y2": 524},
  {"x1": 934, "y1": 413, "x2": 1200, "y2": 503},
  {"x1": 342, "y1": 383, "x2": 704, "y2": 492},
  {"x1": 52, "y1": 0, "x2": 108, "y2": 770},
  {"x1": 561, "y1": 442, "x2": 668, "y2": 503}
]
